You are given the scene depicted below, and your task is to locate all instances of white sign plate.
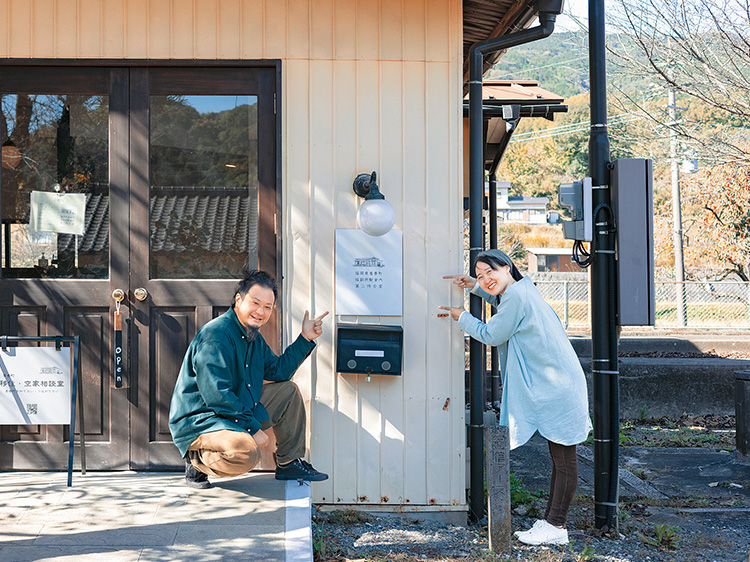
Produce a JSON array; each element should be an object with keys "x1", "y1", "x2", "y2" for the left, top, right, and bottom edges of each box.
[
  {"x1": 30, "y1": 191, "x2": 86, "y2": 235},
  {"x1": 335, "y1": 229, "x2": 403, "y2": 316},
  {"x1": 0, "y1": 347, "x2": 71, "y2": 425}
]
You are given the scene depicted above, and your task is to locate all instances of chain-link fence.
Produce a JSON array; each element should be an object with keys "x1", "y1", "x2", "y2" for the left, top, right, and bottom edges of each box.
[{"x1": 534, "y1": 281, "x2": 750, "y2": 330}]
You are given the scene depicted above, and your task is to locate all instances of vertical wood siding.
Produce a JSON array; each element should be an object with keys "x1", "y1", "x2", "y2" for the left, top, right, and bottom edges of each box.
[{"x1": 0, "y1": 0, "x2": 466, "y2": 510}]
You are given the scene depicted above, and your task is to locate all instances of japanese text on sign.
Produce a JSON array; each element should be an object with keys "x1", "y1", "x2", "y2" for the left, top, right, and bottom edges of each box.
[
  {"x1": 0, "y1": 347, "x2": 71, "y2": 425},
  {"x1": 335, "y1": 229, "x2": 402, "y2": 316}
]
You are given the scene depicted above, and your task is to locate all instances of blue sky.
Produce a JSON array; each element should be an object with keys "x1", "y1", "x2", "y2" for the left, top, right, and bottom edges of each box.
[
  {"x1": 556, "y1": 0, "x2": 589, "y2": 32},
  {"x1": 183, "y1": 95, "x2": 256, "y2": 115}
]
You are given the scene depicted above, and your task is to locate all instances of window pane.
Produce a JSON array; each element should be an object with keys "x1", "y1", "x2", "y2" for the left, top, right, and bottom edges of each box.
[
  {"x1": 149, "y1": 95, "x2": 258, "y2": 279},
  {"x1": 1, "y1": 94, "x2": 109, "y2": 279}
]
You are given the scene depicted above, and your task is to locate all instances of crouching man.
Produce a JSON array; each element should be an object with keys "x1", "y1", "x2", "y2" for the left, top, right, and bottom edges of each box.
[{"x1": 169, "y1": 270, "x2": 329, "y2": 489}]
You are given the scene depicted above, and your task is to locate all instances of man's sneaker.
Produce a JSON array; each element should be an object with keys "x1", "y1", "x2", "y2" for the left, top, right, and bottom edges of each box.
[
  {"x1": 515, "y1": 519, "x2": 569, "y2": 545},
  {"x1": 185, "y1": 459, "x2": 212, "y2": 489},
  {"x1": 514, "y1": 519, "x2": 545, "y2": 538},
  {"x1": 275, "y1": 459, "x2": 328, "y2": 481}
]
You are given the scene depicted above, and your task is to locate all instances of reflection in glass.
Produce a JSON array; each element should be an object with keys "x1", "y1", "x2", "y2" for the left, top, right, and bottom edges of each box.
[
  {"x1": 1, "y1": 94, "x2": 109, "y2": 279},
  {"x1": 149, "y1": 95, "x2": 259, "y2": 279}
]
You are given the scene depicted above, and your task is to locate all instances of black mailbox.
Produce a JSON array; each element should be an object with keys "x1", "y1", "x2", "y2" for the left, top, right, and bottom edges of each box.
[{"x1": 336, "y1": 324, "x2": 403, "y2": 376}]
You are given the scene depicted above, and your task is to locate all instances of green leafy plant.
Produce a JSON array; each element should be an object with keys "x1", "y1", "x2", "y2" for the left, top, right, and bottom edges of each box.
[
  {"x1": 510, "y1": 472, "x2": 535, "y2": 507},
  {"x1": 568, "y1": 543, "x2": 596, "y2": 562},
  {"x1": 644, "y1": 524, "x2": 679, "y2": 551},
  {"x1": 311, "y1": 520, "x2": 325, "y2": 560}
]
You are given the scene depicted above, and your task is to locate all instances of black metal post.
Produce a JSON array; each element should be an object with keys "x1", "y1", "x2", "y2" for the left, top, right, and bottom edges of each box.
[
  {"x1": 467, "y1": 5, "x2": 560, "y2": 522},
  {"x1": 488, "y1": 176, "x2": 501, "y2": 408},
  {"x1": 588, "y1": 0, "x2": 619, "y2": 531},
  {"x1": 468, "y1": 46, "x2": 486, "y2": 523}
]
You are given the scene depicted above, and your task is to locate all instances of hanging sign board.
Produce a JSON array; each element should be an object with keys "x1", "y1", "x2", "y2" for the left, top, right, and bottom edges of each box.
[
  {"x1": 114, "y1": 310, "x2": 124, "y2": 388},
  {"x1": 30, "y1": 191, "x2": 86, "y2": 235},
  {"x1": 335, "y1": 229, "x2": 403, "y2": 316},
  {"x1": 0, "y1": 347, "x2": 71, "y2": 425}
]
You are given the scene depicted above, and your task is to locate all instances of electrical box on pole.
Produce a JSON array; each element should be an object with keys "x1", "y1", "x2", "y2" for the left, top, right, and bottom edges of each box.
[
  {"x1": 559, "y1": 177, "x2": 593, "y2": 241},
  {"x1": 611, "y1": 158, "x2": 656, "y2": 326}
]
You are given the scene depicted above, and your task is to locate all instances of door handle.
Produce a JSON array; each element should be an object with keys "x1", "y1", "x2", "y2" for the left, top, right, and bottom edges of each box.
[
  {"x1": 112, "y1": 289, "x2": 125, "y2": 302},
  {"x1": 134, "y1": 287, "x2": 148, "y2": 301}
]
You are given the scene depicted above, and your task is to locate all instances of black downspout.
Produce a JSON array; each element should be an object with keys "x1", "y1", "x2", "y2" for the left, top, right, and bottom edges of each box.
[
  {"x1": 488, "y1": 174, "x2": 500, "y2": 409},
  {"x1": 487, "y1": 145, "x2": 508, "y2": 411},
  {"x1": 467, "y1": 4, "x2": 561, "y2": 522},
  {"x1": 588, "y1": 0, "x2": 619, "y2": 531}
]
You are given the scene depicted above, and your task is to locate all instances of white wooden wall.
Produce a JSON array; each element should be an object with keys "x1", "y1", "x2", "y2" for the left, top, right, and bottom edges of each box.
[{"x1": 0, "y1": 0, "x2": 468, "y2": 511}]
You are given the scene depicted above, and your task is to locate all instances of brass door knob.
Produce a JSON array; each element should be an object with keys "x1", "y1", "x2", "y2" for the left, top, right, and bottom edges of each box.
[
  {"x1": 133, "y1": 287, "x2": 148, "y2": 301},
  {"x1": 112, "y1": 289, "x2": 125, "y2": 302}
]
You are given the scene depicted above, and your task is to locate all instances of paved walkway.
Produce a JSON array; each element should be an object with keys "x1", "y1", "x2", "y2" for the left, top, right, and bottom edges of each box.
[{"x1": 0, "y1": 471, "x2": 312, "y2": 562}]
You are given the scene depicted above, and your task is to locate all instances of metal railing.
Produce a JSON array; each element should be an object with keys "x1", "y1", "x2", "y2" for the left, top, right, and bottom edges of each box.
[{"x1": 533, "y1": 281, "x2": 750, "y2": 330}]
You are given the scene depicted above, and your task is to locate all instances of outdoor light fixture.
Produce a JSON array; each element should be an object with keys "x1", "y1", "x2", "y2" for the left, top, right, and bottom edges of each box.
[{"x1": 352, "y1": 171, "x2": 395, "y2": 236}]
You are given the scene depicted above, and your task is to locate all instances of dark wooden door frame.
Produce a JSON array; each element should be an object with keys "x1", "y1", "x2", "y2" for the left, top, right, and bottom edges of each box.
[
  {"x1": 0, "y1": 60, "x2": 283, "y2": 470},
  {"x1": 0, "y1": 59, "x2": 284, "y2": 351},
  {"x1": 0, "y1": 66, "x2": 131, "y2": 469},
  {"x1": 128, "y1": 65, "x2": 280, "y2": 469}
]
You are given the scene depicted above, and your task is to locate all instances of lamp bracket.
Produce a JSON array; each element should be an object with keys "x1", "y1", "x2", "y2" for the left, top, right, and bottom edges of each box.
[
  {"x1": 353, "y1": 171, "x2": 377, "y2": 198},
  {"x1": 353, "y1": 171, "x2": 385, "y2": 200}
]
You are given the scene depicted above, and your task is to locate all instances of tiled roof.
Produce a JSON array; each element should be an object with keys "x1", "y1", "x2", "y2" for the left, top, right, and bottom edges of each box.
[
  {"x1": 59, "y1": 186, "x2": 256, "y2": 255},
  {"x1": 149, "y1": 186, "x2": 254, "y2": 253}
]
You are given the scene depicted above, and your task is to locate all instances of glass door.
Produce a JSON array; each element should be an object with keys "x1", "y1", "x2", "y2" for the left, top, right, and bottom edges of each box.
[
  {"x1": 0, "y1": 67, "x2": 130, "y2": 470},
  {"x1": 128, "y1": 67, "x2": 278, "y2": 469},
  {"x1": 0, "y1": 65, "x2": 278, "y2": 471}
]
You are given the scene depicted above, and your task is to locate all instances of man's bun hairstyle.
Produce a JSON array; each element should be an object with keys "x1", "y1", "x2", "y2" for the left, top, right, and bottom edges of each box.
[{"x1": 233, "y1": 269, "x2": 278, "y2": 307}]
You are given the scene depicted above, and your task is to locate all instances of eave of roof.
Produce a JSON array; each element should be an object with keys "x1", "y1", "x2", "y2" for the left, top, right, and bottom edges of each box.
[{"x1": 462, "y1": 0, "x2": 539, "y2": 87}]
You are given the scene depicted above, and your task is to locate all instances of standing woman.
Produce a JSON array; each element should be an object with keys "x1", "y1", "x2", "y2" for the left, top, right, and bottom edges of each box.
[{"x1": 440, "y1": 249, "x2": 591, "y2": 546}]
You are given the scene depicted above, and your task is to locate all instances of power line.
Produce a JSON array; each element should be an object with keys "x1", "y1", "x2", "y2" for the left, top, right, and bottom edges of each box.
[
  {"x1": 490, "y1": 55, "x2": 589, "y2": 78},
  {"x1": 509, "y1": 112, "x2": 644, "y2": 142}
]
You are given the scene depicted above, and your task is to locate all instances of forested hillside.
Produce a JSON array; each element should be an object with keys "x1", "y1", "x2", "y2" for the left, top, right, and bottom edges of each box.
[
  {"x1": 487, "y1": 27, "x2": 750, "y2": 280},
  {"x1": 485, "y1": 32, "x2": 589, "y2": 99}
]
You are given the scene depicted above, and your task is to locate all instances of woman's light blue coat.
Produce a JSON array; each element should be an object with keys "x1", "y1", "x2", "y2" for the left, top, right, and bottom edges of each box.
[{"x1": 459, "y1": 276, "x2": 592, "y2": 450}]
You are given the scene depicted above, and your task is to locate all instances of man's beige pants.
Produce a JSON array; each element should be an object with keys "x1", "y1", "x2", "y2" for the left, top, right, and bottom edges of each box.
[{"x1": 187, "y1": 380, "x2": 306, "y2": 478}]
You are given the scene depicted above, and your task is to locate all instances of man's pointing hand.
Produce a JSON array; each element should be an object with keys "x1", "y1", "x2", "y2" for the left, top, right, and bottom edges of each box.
[{"x1": 301, "y1": 310, "x2": 329, "y2": 341}]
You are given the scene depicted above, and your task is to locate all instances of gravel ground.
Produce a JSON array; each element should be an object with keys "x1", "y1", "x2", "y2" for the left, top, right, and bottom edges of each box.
[
  {"x1": 313, "y1": 416, "x2": 750, "y2": 562},
  {"x1": 313, "y1": 493, "x2": 750, "y2": 562}
]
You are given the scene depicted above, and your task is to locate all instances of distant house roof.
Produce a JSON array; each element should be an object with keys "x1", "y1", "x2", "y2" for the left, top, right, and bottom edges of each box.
[
  {"x1": 481, "y1": 80, "x2": 565, "y2": 147},
  {"x1": 60, "y1": 186, "x2": 255, "y2": 254},
  {"x1": 503, "y1": 195, "x2": 549, "y2": 207},
  {"x1": 526, "y1": 247, "x2": 574, "y2": 256},
  {"x1": 479, "y1": 80, "x2": 565, "y2": 106},
  {"x1": 150, "y1": 186, "x2": 254, "y2": 253}
]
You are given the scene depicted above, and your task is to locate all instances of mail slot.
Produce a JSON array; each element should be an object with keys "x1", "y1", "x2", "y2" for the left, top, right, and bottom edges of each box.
[{"x1": 336, "y1": 324, "x2": 403, "y2": 376}]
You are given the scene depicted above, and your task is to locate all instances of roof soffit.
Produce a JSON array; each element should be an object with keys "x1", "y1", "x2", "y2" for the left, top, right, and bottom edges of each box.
[{"x1": 462, "y1": 0, "x2": 539, "y2": 86}]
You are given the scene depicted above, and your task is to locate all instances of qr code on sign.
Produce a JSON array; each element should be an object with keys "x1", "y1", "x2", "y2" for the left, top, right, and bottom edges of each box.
[{"x1": 26, "y1": 404, "x2": 38, "y2": 416}]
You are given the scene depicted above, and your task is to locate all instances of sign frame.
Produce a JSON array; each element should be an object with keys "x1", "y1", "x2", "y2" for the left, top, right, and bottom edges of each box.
[
  {"x1": 0, "y1": 336, "x2": 84, "y2": 486},
  {"x1": 335, "y1": 229, "x2": 403, "y2": 316}
]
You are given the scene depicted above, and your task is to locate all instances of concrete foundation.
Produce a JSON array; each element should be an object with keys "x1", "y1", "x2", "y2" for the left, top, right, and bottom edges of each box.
[{"x1": 572, "y1": 335, "x2": 750, "y2": 418}]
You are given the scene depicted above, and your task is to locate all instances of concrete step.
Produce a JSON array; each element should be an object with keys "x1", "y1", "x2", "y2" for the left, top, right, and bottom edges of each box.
[
  {"x1": 571, "y1": 335, "x2": 750, "y2": 357},
  {"x1": 0, "y1": 471, "x2": 313, "y2": 562},
  {"x1": 580, "y1": 357, "x2": 750, "y2": 418}
]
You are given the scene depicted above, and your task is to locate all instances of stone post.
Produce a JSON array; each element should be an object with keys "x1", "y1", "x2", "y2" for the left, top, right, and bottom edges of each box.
[
  {"x1": 485, "y1": 413, "x2": 511, "y2": 554},
  {"x1": 736, "y1": 370, "x2": 750, "y2": 456}
]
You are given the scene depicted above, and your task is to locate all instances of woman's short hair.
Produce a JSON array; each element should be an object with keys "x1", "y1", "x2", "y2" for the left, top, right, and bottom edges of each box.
[{"x1": 233, "y1": 270, "x2": 278, "y2": 306}]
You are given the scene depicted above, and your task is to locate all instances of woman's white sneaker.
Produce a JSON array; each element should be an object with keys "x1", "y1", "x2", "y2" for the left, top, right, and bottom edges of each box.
[
  {"x1": 515, "y1": 519, "x2": 569, "y2": 545},
  {"x1": 513, "y1": 519, "x2": 545, "y2": 538}
]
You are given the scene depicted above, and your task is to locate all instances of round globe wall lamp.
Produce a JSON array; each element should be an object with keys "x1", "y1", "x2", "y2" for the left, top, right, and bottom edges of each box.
[{"x1": 352, "y1": 171, "x2": 395, "y2": 236}]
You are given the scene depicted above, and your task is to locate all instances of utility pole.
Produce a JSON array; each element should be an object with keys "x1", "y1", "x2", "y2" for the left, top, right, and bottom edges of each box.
[
  {"x1": 588, "y1": 0, "x2": 618, "y2": 532},
  {"x1": 668, "y1": 86, "x2": 688, "y2": 326}
]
